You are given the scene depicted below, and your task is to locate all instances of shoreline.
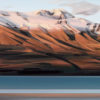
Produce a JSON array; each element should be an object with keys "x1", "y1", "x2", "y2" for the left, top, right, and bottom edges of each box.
[{"x1": 0, "y1": 93, "x2": 100, "y2": 98}]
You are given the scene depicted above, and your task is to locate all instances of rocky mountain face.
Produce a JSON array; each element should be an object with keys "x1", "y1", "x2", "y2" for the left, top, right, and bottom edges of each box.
[{"x1": 0, "y1": 9, "x2": 99, "y2": 75}]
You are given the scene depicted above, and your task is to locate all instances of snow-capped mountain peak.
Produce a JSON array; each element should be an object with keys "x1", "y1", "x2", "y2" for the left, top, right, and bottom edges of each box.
[{"x1": 33, "y1": 9, "x2": 75, "y2": 19}]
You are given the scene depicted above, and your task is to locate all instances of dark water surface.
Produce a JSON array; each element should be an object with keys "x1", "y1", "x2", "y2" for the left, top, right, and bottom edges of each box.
[{"x1": 0, "y1": 76, "x2": 100, "y2": 89}]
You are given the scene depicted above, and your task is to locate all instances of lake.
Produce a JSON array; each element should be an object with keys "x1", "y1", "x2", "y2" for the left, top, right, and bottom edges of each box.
[{"x1": 0, "y1": 76, "x2": 100, "y2": 89}]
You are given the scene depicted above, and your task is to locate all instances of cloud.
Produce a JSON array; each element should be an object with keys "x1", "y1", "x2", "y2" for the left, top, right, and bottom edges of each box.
[
  {"x1": 50, "y1": 0, "x2": 64, "y2": 4},
  {"x1": 59, "y1": 1, "x2": 100, "y2": 16},
  {"x1": 51, "y1": 0, "x2": 82, "y2": 4}
]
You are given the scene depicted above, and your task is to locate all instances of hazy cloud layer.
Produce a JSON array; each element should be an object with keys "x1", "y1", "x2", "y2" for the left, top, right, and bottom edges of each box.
[
  {"x1": 51, "y1": 0, "x2": 82, "y2": 4},
  {"x1": 60, "y1": 1, "x2": 100, "y2": 15},
  {"x1": 52, "y1": 0, "x2": 100, "y2": 16}
]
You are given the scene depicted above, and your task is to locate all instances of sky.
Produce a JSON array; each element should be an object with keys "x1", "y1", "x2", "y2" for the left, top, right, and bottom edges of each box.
[{"x1": 0, "y1": 0, "x2": 100, "y2": 22}]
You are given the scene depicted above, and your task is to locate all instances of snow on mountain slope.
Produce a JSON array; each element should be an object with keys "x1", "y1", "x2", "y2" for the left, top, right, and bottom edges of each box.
[
  {"x1": 0, "y1": 9, "x2": 99, "y2": 33},
  {"x1": 0, "y1": 9, "x2": 99, "y2": 75},
  {"x1": 33, "y1": 9, "x2": 74, "y2": 19}
]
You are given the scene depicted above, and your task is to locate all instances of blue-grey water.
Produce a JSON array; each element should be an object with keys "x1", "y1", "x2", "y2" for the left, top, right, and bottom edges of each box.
[
  {"x1": 0, "y1": 76, "x2": 100, "y2": 100},
  {"x1": 0, "y1": 76, "x2": 100, "y2": 89}
]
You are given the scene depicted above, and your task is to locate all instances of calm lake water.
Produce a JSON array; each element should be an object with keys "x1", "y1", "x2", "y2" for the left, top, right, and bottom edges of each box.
[
  {"x1": 0, "y1": 76, "x2": 100, "y2": 89},
  {"x1": 0, "y1": 76, "x2": 100, "y2": 99}
]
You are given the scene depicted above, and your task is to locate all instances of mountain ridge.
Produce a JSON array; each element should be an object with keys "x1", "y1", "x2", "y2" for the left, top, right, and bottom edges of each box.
[{"x1": 0, "y1": 9, "x2": 99, "y2": 75}]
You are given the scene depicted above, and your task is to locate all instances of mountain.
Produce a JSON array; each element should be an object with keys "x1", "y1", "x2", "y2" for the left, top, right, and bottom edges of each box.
[
  {"x1": 33, "y1": 9, "x2": 75, "y2": 19},
  {"x1": 0, "y1": 9, "x2": 99, "y2": 75}
]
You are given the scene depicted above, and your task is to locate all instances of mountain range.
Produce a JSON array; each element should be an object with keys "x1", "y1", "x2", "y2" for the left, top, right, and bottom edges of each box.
[{"x1": 0, "y1": 9, "x2": 99, "y2": 75}]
